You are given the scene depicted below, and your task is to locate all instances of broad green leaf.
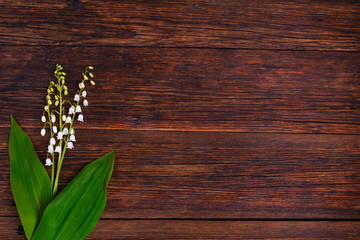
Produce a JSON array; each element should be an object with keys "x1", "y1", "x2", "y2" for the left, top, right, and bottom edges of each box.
[
  {"x1": 9, "y1": 115, "x2": 53, "y2": 239},
  {"x1": 32, "y1": 150, "x2": 115, "y2": 240}
]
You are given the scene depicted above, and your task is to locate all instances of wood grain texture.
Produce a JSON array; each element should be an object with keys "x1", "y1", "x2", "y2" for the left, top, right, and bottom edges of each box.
[
  {"x1": 1, "y1": 1, "x2": 360, "y2": 238},
  {"x1": 1, "y1": 217, "x2": 360, "y2": 240},
  {"x1": 0, "y1": 0, "x2": 359, "y2": 50},
  {"x1": 1, "y1": 47, "x2": 360, "y2": 133},
  {"x1": 1, "y1": 128, "x2": 359, "y2": 218}
]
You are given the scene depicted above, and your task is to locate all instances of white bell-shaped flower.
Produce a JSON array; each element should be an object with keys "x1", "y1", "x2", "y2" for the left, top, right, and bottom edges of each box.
[
  {"x1": 67, "y1": 142, "x2": 74, "y2": 149},
  {"x1": 48, "y1": 145, "x2": 54, "y2": 154},
  {"x1": 51, "y1": 114, "x2": 56, "y2": 123},
  {"x1": 55, "y1": 146, "x2": 61, "y2": 154},
  {"x1": 41, "y1": 128, "x2": 46, "y2": 136},
  {"x1": 57, "y1": 132, "x2": 63, "y2": 140},
  {"x1": 45, "y1": 158, "x2": 52, "y2": 166},
  {"x1": 83, "y1": 99, "x2": 88, "y2": 107},
  {"x1": 50, "y1": 138, "x2": 56, "y2": 145},
  {"x1": 66, "y1": 116, "x2": 72, "y2": 123},
  {"x1": 74, "y1": 94, "x2": 80, "y2": 101},
  {"x1": 77, "y1": 114, "x2": 84, "y2": 122},
  {"x1": 53, "y1": 126, "x2": 58, "y2": 133},
  {"x1": 63, "y1": 127, "x2": 69, "y2": 135},
  {"x1": 69, "y1": 106, "x2": 75, "y2": 115},
  {"x1": 82, "y1": 91, "x2": 87, "y2": 97},
  {"x1": 76, "y1": 105, "x2": 82, "y2": 113},
  {"x1": 79, "y1": 82, "x2": 85, "y2": 89},
  {"x1": 70, "y1": 134, "x2": 76, "y2": 142}
]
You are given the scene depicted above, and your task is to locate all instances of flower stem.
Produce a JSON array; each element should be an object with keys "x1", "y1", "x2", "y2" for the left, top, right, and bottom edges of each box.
[{"x1": 53, "y1": 85, "x2": 63, "y2": 196}]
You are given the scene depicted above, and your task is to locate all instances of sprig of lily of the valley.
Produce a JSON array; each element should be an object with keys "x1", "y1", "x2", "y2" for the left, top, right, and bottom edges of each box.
[
  {"x1": 41, "y1": 64, "x2": 95, "y2": 195},
  {"x1": 9, "y1": 65, "x2": 114, "y2": 240}
]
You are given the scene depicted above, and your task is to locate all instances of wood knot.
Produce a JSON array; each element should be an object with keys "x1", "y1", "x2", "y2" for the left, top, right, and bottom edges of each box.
[{"x1": 72, "y1": 0, "x2": 82, "y2": 10}]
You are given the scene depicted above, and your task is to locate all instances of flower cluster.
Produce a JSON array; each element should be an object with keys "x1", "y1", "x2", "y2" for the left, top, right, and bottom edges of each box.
[{"x1": 40, "y1": 64, "x2": 95, "y2": 193}]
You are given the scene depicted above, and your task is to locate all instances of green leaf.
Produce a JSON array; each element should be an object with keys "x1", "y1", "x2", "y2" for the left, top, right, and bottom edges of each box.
[
  {"x1": 32, "y1": 150, "x2": 115, "y2": 240},
  {"x1": 9, "y1": 115, "x2": 53, "y2": 239}
]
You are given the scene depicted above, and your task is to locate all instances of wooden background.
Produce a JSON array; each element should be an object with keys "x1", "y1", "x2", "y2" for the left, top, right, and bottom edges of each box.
[{"x1": 1, "y1": 0, "x2": 360, "y2": 239}]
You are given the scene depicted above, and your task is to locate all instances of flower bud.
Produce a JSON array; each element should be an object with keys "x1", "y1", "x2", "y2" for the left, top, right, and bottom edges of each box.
[
  {"x1": 90, "y1": 80, "x2": 95, "y2": 86},
  {"x1": 50, "y1": 138, "x2": 56, "y2": 145},
  {"x1": 64, "y1": 90, "x2": 68, "y2": 95},
  {"x1": 53, "y1": 126, "x2": 58, "y2": 133},
  {"x1": 88, "y1": 66, "x2": 94, "y2": 70},
  {"x1": 89, "y1": 73, "x2": 94, "y2": 78},
  {"x1": 70, "y1": 128, "x2": 75, "y2": 135},
  {"x1": 83, "y1": 75, "x2": 88, "y2": 81},
  {"x1": 44, "y1": 105, "x2": 49, "y2": 111},
  {"x1": 83, "y1": 99, "x2": 88, "y2": 107},
  {"x1": 51, "y1": 114, "x2": 56, "y2": 123},
  {"x1": 62, "y1": 115, "x2": 67, "y2": 122},
  {"x1": 41, "y1": 116, "x2": 46, "y2": 122},
  {"x1": 41, "y1": 128, "x2": 46, "y2": 136},
  {"x1": 82, "y1": 91, "x2": 87, "y2": 97},
  {"x1": 79, "y1": 82, "x2": 85, "y2": 89}
]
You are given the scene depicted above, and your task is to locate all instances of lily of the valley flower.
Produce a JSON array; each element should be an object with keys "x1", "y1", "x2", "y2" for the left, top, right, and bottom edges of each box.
[
  {"x1": 70, "y1": 134, "x2": 76, "y2": 142},
  {"x1": 48, "y1": 145, "x2": 54, "y2": 154},
  {"x1": 41, "y1": 65, "x2": 94, "y2": 190},
  {"x1": 66, "y1": 116, "x2": 72, "y2": 123},
  {"x1": 45, "y1": 158, "x2": 52, "y2": 166},
  {"x1": 69, "y1": 106, "x2": 75, "y2": 115},
  {"x1": 57, "y1": 132, "x2": 63, "y2": 140},
  {"x1": 50, "y1": 138, "x2": 56, "y2": 145},
  {"x1": 55, "y1": 146, "x2": 61, "y2": 154},
  {"x1": 67, "y1": 142, "x2": 74, "y2": 149},
  {"x1": 77, "y1": 114, "x2": 84, "y2": 122},
  {"x1": 51, "y1": 114, "x2": 56, "y2": 123}
]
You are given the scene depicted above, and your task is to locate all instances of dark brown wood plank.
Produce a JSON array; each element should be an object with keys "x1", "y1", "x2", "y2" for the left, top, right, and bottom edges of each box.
[
  {"x1": 1, "y1": 217, "x2": 359, "y2": 240},
  {"x1": 1, "y1": 128, "x2": 359, "y2": 218},
  {"x1": 1, "y1": 46, "x2": 360, "y2": 133},
  {"x1": 0, "y1": 0, "x2": 359, "y2": 50}
]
